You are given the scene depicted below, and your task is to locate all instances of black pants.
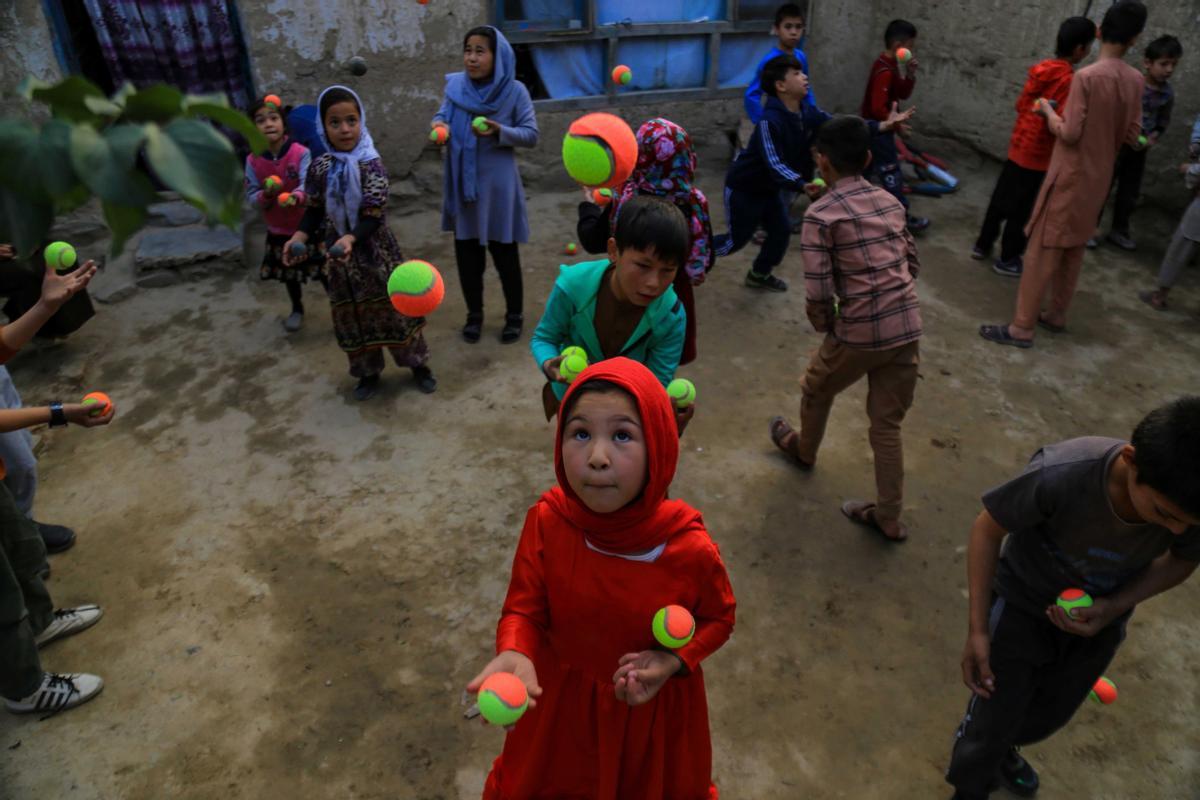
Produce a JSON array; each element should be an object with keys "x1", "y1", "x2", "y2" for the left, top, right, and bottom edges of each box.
[
  {"x1": 945, "y1": 596, "x2": 1126, "y2": 798},
  {"x1": 975, "y1": 160, "x2": 1046, "y2": 262},
  {"x1": 714, "y1": 187, "x2": 791, "y2": 276},
  {"x1": 869, "y1": 131, "x2": 909, "y2": 211},
  {"x1": 454, "y1": 239, "x2": 523, "y2": 318},
  {"x1": 0, "y1": 483, "x2": 52, "y2": 701},
  {"x1": 1100, "y1": 144, "x2": 1147, "y2": 236}
]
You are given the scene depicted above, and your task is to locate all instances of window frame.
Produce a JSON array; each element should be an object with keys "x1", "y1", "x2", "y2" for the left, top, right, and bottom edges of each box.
[{"x1": 495, "y1": 0, "x2": 813, "y2": 110}]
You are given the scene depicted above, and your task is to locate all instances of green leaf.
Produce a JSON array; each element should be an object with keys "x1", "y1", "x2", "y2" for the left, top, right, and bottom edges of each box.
[
  {"x1": 101, "y1": 201, "x2": 146, "y2": 258},
  {"x1": 144, "y1": 119, "x2": 237, "y2": 217},
  {"x1": 0, "y1": 186, "x2": 54, "y2": 260},
  {"x1": 54, "y1": 184, "x2": 92, "y2": 215},
  {"x1": 69, "y1": 124, "x2": 158, "y2": 206},
  {"x1": 185, "y1": 101, "x2": 267, "y2": 153},
  {"x1": 105, "y1": 123, "x2": 149, "y2": 170},
  {"x1": 111, "y1": 82, "x2": 139, "y2": 107},
  {"x1": 83, "y1": 95, "x2": 123, "y2": 116},
  {"x1": 121, "y1": 84, "x2": 185, "y2": 123},
  {"x1": 38, "y1": 120, "x2": 81, "y2": 196},
  {"x1": 21, "y1": 75, "x2": 106, "y2": 123}
]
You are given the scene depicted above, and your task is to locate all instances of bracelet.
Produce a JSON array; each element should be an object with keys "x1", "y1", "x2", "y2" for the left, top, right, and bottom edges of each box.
[{"x1": 48, "y1": 401, "x2": 67, "y2": 428}]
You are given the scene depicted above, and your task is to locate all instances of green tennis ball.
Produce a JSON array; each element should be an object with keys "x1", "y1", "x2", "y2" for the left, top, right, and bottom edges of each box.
[
  {"x1": 44, "y1": 241, "x2": 77, "y2": 273},
  {"x1": 562, "y1": 134, "x2": 616, "y2": 187},
  {"x1": 666, "y1": 378, "x2": 695, "y2": 409},
  {"x1": 1056, "y1": 588, "x2": 1093, "y2": 618},
  {"x1": 559, "y1": 346, "x2": 589, "y2": 382},
  {"x1": 811, "y1": 177, "x2": 827, "y2": 188},
  {"x1": 473, "y1": 116, "x2": 489, "y2": 133},
  {"x1": 477, "y1": 672, "x2": 528, "y2": 726},
  {"x1": 652, "y1": 605, "x2": 695, "y2": 649},
  {"x1": 1137, "y1": 134, "x2": 1148, "y2": 147}
]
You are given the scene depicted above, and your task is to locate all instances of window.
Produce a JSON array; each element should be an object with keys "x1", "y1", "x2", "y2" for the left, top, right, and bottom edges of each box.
[{"x1": 496, "y1": 0, "x2": 813, "y2": 109}]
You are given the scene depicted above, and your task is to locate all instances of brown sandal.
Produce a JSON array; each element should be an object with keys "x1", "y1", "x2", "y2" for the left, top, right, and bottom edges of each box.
[
  {"x1": 768, "y1": 416, "x2": 813, "y2": 470},
  {"x1": 840, "y1": 500, "x2": 908, "y2": 543}
]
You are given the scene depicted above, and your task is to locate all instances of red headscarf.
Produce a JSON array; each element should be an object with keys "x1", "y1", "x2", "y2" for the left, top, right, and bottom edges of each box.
[{"x1": 540, "y1": 358, "x2": 702, "y2": 554}]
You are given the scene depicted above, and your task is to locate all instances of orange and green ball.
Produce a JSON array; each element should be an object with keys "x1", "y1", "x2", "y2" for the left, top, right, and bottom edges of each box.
[
  {"x1": 81, "y1": 391, "x2": 112, "y2": 417},
  {"x1": 611, "y1": 64, "x2": 632, "y2": 85},
  {"x1": 387, "y1": 260, "x2": 445, "y2": 317},
  {"x1": 430, "y1": 126, "x2": 449, "y2": 144},
  {"x1": 477, "y1": 672, "x2": 528, "y2": 726},
  {"x1": 652, "y1": 605, "x2": 695, "y2": 649},
  {"x1": 1057, "y1": 588, "x2": 1093, "y2": 618},
  {"x1": 896, "y1": 47, "x2": 913, "y2": 64},
  {"x1": 44, "y1": 241, "x2": 77, "y2": 273},
  {"x1": 1090, "y1": 676, "x2": 1117, "y2": 705},
  {"x1": 561, "y1": 113, "x2": 638, "y2": 189}
]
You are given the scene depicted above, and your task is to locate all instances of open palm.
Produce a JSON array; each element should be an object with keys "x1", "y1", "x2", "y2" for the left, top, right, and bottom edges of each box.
[{"x1": 613, "y1": 650, "x2": 682, "y2": 706}]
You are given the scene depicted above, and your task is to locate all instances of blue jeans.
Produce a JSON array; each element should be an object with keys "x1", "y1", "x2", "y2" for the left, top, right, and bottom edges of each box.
[
  {"x1": 0, "y1": 368, "x2": 36, "y2": 518},
  {"x1": 714, "y1": 187, "x2": 791, "y2": 276},
  {"x1": 869, "y1": 131, "x2": 909, "y2": 210}
]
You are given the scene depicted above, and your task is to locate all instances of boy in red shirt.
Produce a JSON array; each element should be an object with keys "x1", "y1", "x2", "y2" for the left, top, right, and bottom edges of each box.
[
  {"x1": 861, "y1": 19, "x2": 928, "y2": 233},
  {"x1": 972, "y1": 17, "x2": 1096, "y2": 277}
]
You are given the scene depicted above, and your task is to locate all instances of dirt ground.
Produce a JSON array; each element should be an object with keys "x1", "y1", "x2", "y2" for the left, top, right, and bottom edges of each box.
[{"x1": 1, "y1": 150, "x2": 1199, "y2": 800}]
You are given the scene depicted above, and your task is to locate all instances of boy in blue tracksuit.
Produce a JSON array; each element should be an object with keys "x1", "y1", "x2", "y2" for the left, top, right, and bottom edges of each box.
[{"x1": 743, "y1": 3, "x2": 815, "y2": 123}]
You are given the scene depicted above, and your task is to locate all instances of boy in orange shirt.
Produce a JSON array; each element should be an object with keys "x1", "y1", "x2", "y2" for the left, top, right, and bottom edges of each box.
[{"x1": 972, "y1": 17, "x2": 1096, "y2": 277}]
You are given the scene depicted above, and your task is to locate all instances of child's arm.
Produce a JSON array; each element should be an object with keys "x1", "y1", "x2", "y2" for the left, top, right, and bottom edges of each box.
[
  {"x1": 431, "y1": 95, "x2": 452, "y2": 127},
  {"x1": 1149, "y1": 93, "x2": 1173, "y2": 144},
  {"x1": 291, "y1": 149, "x2": 312, "y2": 206},
  {"x1": 753, "y1": 120, "x2": 807, "y2": 190},
  {"x1": 1041, "y1": 74, "x2": 1088, "y2": 145},
  {"x1": 743, "y1": 53, "x2": 771, "y2": 124},
  {"x1": 643, "y1": 301, "x2": 685, "y2": 387},
  {"x1": 495, "y1": 84, "x2": 539, "y2": 150},
  {"x1": 244, "y1": 159, "x2": 269, "y2": 208},
  {"x1": 0, "y1": 259, "x2": 98, "y2": 359},
  {"x1": 1014, "y1": 68, "x2": 1040, "y2": 115},
  {"x1": 283, "y1": 159, "x2": 325, "y2": 261},
  {"x1": 0, "y1": 402, "x2": 115, "y2": 433},
  {"x1": 530, "y1": 282, "x2": 573, "y2": 380},
  {"x1": 577, "y1": 197, "x2": 613, "y2": 254},
  {"x1": 1048, "y1": 551, "x2": 1198, "y2": 638},
  {"x1": 961, "y1": 510, "x2": 1008, "y2": 698},
  {"x1": 800, "y1": 216, "x2": 835, "y2": 332}
]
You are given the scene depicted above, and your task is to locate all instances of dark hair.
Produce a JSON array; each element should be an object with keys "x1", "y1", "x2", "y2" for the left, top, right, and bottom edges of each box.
[
  {"x1": 463, "y1": 25, "x2": 497, "y2": 52},
  {"x1": 1145, "y1": 34, "x2": 1182, "y2": 61},
  {"x1": 1131, "y1": 396, "x2": 1200, "y2": 517},
  {"x1": 1100, "y1": 1, "x2": 1147, "y2": 45},
  {"x1": 560, "y1": 379, "x2": 638, "y2": 425},
  {"x1": 815, "y1": 115, "x2": 871, "y2": 175},
  {"x1": 774, "y1": 3, "x2": 805, "y2": 27},
  {"x1": 612, "y1": 195, "x2": 689, "y2": 268},
  {"x1": 884, "y1": 19, "x2": 917, "y2": 48},
  {"x1": 1055, "y1": 17, "x2": 1096, "y2": 58},
  {"x1": 248, "y1": 96, "x2": 293, "y2": 129},
  {"x1": 319, "y1": 88, "x2": 360, "y2": 123},
  {"x1": 761, "y1": 54, "x2": 804, "y2": 98}
]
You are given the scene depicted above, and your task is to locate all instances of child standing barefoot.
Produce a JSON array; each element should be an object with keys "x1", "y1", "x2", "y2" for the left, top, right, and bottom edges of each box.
[
  {"x1": 432, "y1": 25, "x2": 538, "y2": 344},
  {"x1": 467, "y1": 358, "x2": 736, "y2": 799},
  {"x1": 284, "y1": 86, "x2": 435, "y2": 400},
  {"x1": 245, "y1": 95, "x2": 314, "y2": 332}
]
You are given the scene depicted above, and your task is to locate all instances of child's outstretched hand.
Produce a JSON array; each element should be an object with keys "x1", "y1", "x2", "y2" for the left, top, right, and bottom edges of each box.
[
  {"x1": 613, "y1": 650, "x2": 682, "y2": 706},
  {"x1": 281, "y1": 233, "x2": 309, "y2": 266},
  {"x1": 64, "y1": 402, "x2": 116, "y2": 427},
  {"x1": 330, "y1": 234, "x2": 355, "y2": 264},
  {"x1": 1044, "y1": 596, "x2": 1124, "y2": 638},
  {"x1": 41, "y1": 259, "x2": 97, "y2": 310},
  {"x1": 466, "y1": 649, "x2": 543, "y2": 729},
  {"x1": 882, "y1": 102, "x2": 916, "y2": 136}
]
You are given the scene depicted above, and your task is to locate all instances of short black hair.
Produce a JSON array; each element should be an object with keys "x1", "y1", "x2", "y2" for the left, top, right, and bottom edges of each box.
[
  {"x1": 1100, "y1": 1, "x2": 1146, "y2": 45},
  {"x1": 613, "y1": 195, "x2": 689, "y2": 268},
  {"x1": 248, "y1": 96, "x2": 293, "y2": 129},
  {"x1": 319, "y1": 87, "x2": 360, "y2": 122},
  {"x1": 1131, "y1": 396, "x2": 1200, "y2": 518},
  {"x1": 1055, "y1": 17, "x2": 1096, "y2": 58},
  {"x1": 761, "y1": 54, "x2": 803, "y2": 98},
  {"x1": 884, "y1": 19, "x2": 917, "y2": 48},
  {"x1": 815, "y1": 115, "x2": 871, "y2": 175},
  {"x1": 1145, "y1": 34, "x2": 1182, "y2": 61},
  {"x1": 463, "y1": 25, "x2": 497, "y2": 53},
  {"x1": 774, "y1": 3, "x2": 805, "y2": 27}
]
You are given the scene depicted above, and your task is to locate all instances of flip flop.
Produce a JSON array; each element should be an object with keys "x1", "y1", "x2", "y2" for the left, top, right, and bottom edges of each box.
[
  {"x1": 841, "y1": 500, "x2": 908, "y2": 543},
  {"x1": 768, "y1": 416, "x2": 813, "y2": 471},
  {"x1": 1037, "y1": 316, "x2": 1066, "y2": 334},
  {"x1": 979, "y1": 324, "x2": 1033, "y2": 349}
]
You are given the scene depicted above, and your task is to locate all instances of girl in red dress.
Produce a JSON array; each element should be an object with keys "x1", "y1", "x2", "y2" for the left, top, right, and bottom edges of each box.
[{"x1": 467, "y1": 357, "x2": 736, "y2": 800}]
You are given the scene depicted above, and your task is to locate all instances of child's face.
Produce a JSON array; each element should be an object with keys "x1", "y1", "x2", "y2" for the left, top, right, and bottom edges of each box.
[
  {"x1": 1068, "y1": 42, "x2": 1093, "y2": 64},
  {"x1": 773, "y1": 16, "x2": 805, "y2": 50},
  {"x1": 324, "y1": 100, "x2": 361, "y2": 152},
  {"x1": 253, "y1": 108, "x2": 285, "y2": 145},
  {"x1": 562, "y1": 391, "x2": 647, "y2": 514},
  {"x1": 892, "y1": 37, "x2": 914, "y2": 55},
  {"x1": 1124, "y1": 454, "x2": 1200, "y2": 535},
  {"x1": 464, "y1": 35, "x2": 495, "y2": 80},
  {"x1": 776, "y1": 67, "x2": 810, "y2": 101},
  {"x1": 605, "y1": 242, "x2": 678, "y2": 308},
  {"x1": 1145, "y1": 56, "x2": 1178, "y2": 84}
]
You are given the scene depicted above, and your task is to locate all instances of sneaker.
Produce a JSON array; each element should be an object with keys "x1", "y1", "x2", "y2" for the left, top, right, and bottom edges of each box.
[
  {"x1": 353, "y1": 374, "x2": 380, "y2": 402},
  {"x1": 462, "y1": 314, "x2": 483, "y2": 344},
  {"x1": 992, "y1": 256, "x2": 1023, "y2": 277},
  {"x1": 970, "y1": 245, "x2": 990, "y2": 261},
  {"x1": 35, "y1": 605, "x2": 103, "y2": 648},
  {"x1": 907, "y1": 216, "x2": 931, "y2": 233},
  {"x1": 745, "y1": 271, "x2": 788, "y2": 291},
  {"x1": 412, "y1": 366, "x2": 438, "y2": 394},
  {"x1": 283, "y1": 311, "x2": 304, "y2": 332},
  {"x1": 5, "y1": 672, "x2": 104, "y2": 715},
  {"x1": 1086, "y1": 237, "x2": 1099, "y2": 249},
  {"x1": 37, "y1": 522, "x2": 76, "y2": 554},
  {"x1": 1106, "y1": 231, "x2": 1137, "y2": 251},
  {"x1": 999, "y1": 747, "x2": 1039, "y2": 797},
  {"x1": 500, "y1": 313, "x2": 523, "y2": 344}
]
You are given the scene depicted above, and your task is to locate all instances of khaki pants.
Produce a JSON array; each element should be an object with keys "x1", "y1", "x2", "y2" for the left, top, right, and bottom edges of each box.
[
  {"x1": 797, "y1": 336, "x2": 920, "y2": 522},
  {"x1": 1012, "y1": 214, "x2": 1086, "y2": 332}
]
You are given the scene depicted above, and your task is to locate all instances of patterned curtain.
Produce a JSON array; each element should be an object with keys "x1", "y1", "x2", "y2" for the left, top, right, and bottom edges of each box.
[{"x1": 81, "y1": 0, "x2": 253, "y2": 109}]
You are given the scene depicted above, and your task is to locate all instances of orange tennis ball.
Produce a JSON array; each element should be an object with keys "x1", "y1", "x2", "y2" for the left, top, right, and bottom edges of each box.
[
  {"x1": 592, "y1": 188, "x2": 614, "y2": 206},
  {"x1": 652, "y1": 604, "x2": 695, "y2": 649},
  {"x1": 264, "y1": 175, "x2": 282, "y2": 193},
  {"x1": 81, "y1": 391, "x2": 112, "y2": 417},
  {"x1": 477, "y1": 672, "x2": 528, "y2": 726},
  {"x1": 264, "y1": 94, "x2": 282, "y2": 110},
  {"x1": 276, "y1": 191, "x2": 294, "y2": 207},
  {"x1": 387, "y1": 260, "x2": 444, "y2": 317},
  {"x1": 1057, "y1": 588, "x2": 1093, "y2": 618},
  {"x1": 611, "y1": 64, "x2": 632, "y2": 85},
  {"x1": 429, "y1": 126, "x2": 448, "y2": 144},
  {"x1": 562, "y1": 113, "x2": 637, "y2": 189},
  {"x1": 896, "y1": 47, "x2": 912, "y2": 64},
  {"x1": 1090, "y1": 676, "x2": 1117, "y2": 705}
]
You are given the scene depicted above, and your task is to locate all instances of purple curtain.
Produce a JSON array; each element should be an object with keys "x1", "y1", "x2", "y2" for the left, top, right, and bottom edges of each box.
[{"x1": 81, "y1": 0, "x2": 253, "y2": 109}]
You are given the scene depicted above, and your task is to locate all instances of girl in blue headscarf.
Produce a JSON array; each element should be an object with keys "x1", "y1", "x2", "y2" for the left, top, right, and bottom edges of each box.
[
  {"x1": 431, "y1": 25, "x2": 539, "y2": 345},
  {"x1": 284, "y1": 86, "x2": 436, "y2": 400}
]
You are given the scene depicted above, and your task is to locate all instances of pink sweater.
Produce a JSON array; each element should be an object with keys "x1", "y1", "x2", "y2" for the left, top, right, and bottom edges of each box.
[{"x1": 245, "y1": 140, "x2": 311, "y2": 235}]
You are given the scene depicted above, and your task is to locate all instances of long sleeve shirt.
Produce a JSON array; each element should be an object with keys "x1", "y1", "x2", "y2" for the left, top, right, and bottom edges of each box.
[
  {"x1": 861, "y1": 53, "x2": 915, "y2": 121},
  {"x1": 1141, "y1": 81, "x2": 1174, "y2": 136},
  {"x1": 743, "y1": 45, "x2": 815, "y2": 123}
]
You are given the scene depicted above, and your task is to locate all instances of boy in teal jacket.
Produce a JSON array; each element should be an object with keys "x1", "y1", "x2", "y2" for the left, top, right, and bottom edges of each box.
[{"x1": 531, "y1": 196, "x2": 688, "y2": 419}]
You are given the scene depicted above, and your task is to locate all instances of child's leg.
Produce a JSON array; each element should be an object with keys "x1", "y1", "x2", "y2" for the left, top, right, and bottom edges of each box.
[
  {"x1": 751, "y1": 193, "x2": 791, "y2": 276},
  {"x1": 1155, "y1": 222, "x2": 1198, "y2": 289},
  {"x1": 0, "y1": 368, "x2": 36, "y2": 518},
  {"x1": 975, "y1": 163, "x2": 1016, "y2": 253},
  {"x1": 869, "y1": 131, "x2": 908, "y2": 210},
  {"x1": 453, "y1": 238, "x2": 488, "y2": 317},
  {"x1": 285, "y1": 279, "x2": 304, "y2": 314},
  {"x1": 1109, "y1": 146, "x2": 1147, "y2": 236},
  {"x1": 714, "y1": 188, "x2": 766, "y2": 257},
  {"x1": 347, "y1": 348, "x2": 384, "y2": 378},
  {"x1": 795, "y1": 337, "x2": 873, "y2": 465},
  {"x1": 864, "y1": 342, "x2": 919, "y2": 523},
  {"x1": 387, "y1": 332, "x2": 431, "y2": 369},
  {"x1": 999, "y1": 165, "x2": 1046, "y2": 263},
  {"x1": 486, "y1": 241, "x2": 524, "y2": 318},
  {"x1": 1011, "y1": 217, "x2": 1064, "y2": 334}
]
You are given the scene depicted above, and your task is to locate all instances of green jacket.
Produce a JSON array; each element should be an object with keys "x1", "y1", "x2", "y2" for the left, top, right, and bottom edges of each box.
[{"x1": 530, "y1": 258, "x2": 686, "y2": 400}]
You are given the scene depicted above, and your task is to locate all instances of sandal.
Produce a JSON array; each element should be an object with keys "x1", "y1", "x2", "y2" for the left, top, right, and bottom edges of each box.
[
  {"x1": 768, "y1": 416, "x2": 813, "y2": 470},
  {"x1": 979, "y1": 324, "x2": 1033, "y2": 349},
  {"x1": 1036, "y1": 315, "x2": 1066, "y2": 334},
  {"x1": 500, "y1": 313, "x2": 523, "y2": 344},
  {"x1": 462, "y1": 314, "x2": 483, "y2": 344},
  {"x1": 840, "y1": 500, "x2": 908, "y2": 543},
  {"x1": 1138, "y1": 290, "x2": 1168, "y2": 312}
]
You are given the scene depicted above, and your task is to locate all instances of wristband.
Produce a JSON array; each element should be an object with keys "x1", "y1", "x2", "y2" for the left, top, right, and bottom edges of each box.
[{"x1": 49, "y1": 401, "x2": 67, "y2": 428}]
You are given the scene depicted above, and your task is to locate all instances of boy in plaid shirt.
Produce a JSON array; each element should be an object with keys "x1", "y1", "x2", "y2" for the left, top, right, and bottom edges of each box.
[{"x1": 768, "y1": 115, "x2": 921, "y2": 542}]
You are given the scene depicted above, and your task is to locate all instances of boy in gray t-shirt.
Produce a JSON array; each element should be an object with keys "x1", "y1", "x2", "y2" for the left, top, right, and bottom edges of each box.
[{"x1": 945, "y1": 397, "x2": 1200, "y2": 800}]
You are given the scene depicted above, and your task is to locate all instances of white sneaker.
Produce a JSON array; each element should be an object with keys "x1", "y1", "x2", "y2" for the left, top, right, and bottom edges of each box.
[
  {"x1": 35, "y1": 605, "x2": 103, "y2": 648},
  {"x1": 5, "y1": 672, "x2": 104, "y2": 715}
]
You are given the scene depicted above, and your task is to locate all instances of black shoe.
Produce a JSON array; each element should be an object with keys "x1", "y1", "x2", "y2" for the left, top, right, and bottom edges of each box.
[
  {"x1": 500, "y1": 313, "x2": 523, "y2": 344},
  {"x1": 999, "y1": 747, "x2": 1039, "y2": 797},
  {"x1": 992, "y1": 256, "x2": 1023, "y2": 278},
  {"x1": 462, "y1": 313, "x2": 483, "y2": 343},
  {"x1": 38, "y1": 523, "x2": 76, "y2": 554},
  {"x1": 907, "y1": 215, "x2": 931, "y2": 233},
  {"x1": 353, "y1": 374, "x2": 380, "y2": 401},
  {"x1": 745, "y1": 271, "x2": 788, "y2": 291},
  {"x1": 412, "y1": 366, "x2": 438, "y2": 394}
]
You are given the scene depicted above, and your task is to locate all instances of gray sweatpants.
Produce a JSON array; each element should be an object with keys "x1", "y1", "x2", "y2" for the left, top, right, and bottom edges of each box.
[
  {"x1": 0, "y1": 367, "x2": 37, "y2": 517},
  {"x1": 1156, "y1": 197, "x2": 1200, "y2": 289}
]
